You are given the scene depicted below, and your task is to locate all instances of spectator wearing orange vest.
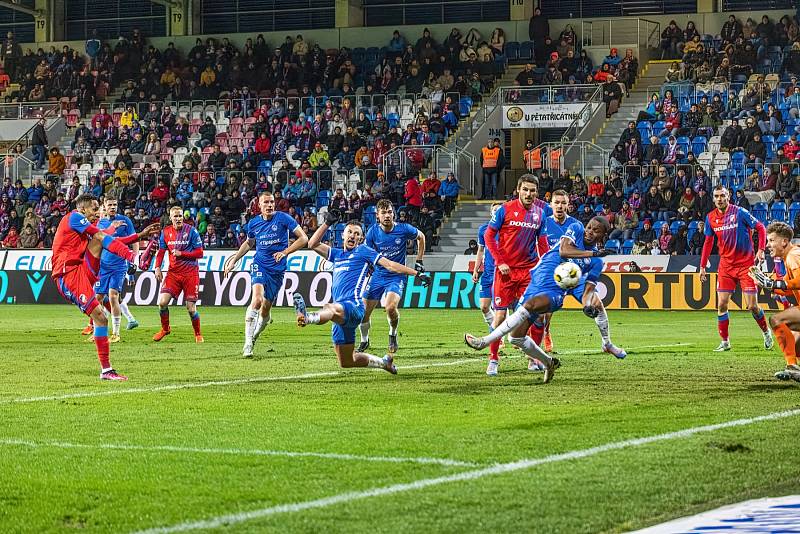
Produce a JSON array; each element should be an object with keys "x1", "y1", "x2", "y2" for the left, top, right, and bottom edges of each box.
[
  {"x1": 480, "y1": 138, "x2": 504, "y2": 199},
  {"x1": 522, "y1": 139, "x2": 541, "y2": 172}
]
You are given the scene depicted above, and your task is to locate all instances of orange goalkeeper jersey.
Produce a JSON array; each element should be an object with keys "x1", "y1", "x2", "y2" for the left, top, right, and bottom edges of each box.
[{"x1": 778, "y1": 244, "x2": 800, "y2": 302}]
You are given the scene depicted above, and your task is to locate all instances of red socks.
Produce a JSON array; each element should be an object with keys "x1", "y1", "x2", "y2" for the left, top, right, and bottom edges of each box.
[
  {"x1": 528, "y1": 320, "x2": 545, "y2": 346},
  {"x1": 159, "y1": 307, "x2": 170, "y2": 331},
  {"x1": 752, "y1": 308, "x2": 768, "y2": 333},
  {"x1": 102, "y1": 234, "x2": 135, "y2": 262},
  {"x1": 94, "y1": 325, "x2": 110, "y2": 369},
  {"x1": 717, "y1": 313, "x2": 729, "y2": 341},
  {"x1": 189, "y1": 311, "x2": 201, "y2": 335},
  {"x1": 489, "y1": 339, "x2": 500, "y2": 361}
]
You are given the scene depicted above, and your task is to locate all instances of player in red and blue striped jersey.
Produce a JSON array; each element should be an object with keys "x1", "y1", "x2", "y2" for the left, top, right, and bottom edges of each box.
[
  {"x1": 482, "y1": 174, "x2": 551, "y2": 376},
  {"x1": 699, "y1": 185, "x2": 772, "y2": 351},
  {"x1": 51, "y1": 194, "x2": 159, "y2": 380},
  {"x1": 153, "y1": 206, "x2": 205, "y2": 343}
]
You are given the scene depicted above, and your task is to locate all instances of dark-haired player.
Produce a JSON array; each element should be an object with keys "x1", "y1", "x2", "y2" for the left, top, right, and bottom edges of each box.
[
  {"x1": 51, "y1": 194, "x2": 158, "y2": 380},
  {"x1": 293, "y1": 210, "x2": 430, "y2": 374}
]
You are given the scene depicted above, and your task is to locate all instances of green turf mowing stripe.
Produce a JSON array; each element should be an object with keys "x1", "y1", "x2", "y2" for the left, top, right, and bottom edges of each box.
[{"x1": 133, "y1": 407, "x2": 800, "y2": 534}]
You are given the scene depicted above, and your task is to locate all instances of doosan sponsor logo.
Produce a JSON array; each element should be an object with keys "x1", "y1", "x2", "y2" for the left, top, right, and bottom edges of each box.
[{"x1": 508, "y1": 220, "x2": 539, "y2": 229}]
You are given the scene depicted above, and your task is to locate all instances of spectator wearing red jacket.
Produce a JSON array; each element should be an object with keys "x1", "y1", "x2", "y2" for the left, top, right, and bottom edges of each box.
[
  {"x1": 421, "y1": 172, "x2": 441, "y2": 195},
  {"x1": 404, "y1": 175, "x2": 423, "y2": 223},
  {"x1": 91, "y1": 106, "x2": 112, "y2": 130},
  {"x1": 150, "y1": 179, "x2": 170, "y2": 202},
  {"x1": 784, "y1": 135, "x2": 800, "y2": 160},
  {"x1": 254, "y1": 132, "x2": 271, "y2": 159}
]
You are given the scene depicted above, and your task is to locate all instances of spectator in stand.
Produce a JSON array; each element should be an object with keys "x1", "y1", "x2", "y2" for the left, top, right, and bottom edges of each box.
[
  {"x1": 610, "y1": 201, "x2": 638, "y2": 241},
  {"x1": 480, "y1": 138, "x2": 503, "y2": 199},
  {"x1": 661, "y1": 20, "x2": 682, "y2": 59},
  {"x1": 633, "y1": 219, "x2": 656, "y2": 254},
  {"x1": 439, "y1": 172, "x2": 460, "y2": 216},
  {"x1": 46, "y1": 147, "x2": 65, "y2": 179},
  {"x1": 30, "y1": 118, "x2": 48, "y2": 170},
  {"x1": 602, "y1": 75, "x2": 622, "y2": 118},
  {"x1": 529, "y1": 8, "x2": 550, "y2": 57},
  {"x1": 404, "y1": 174, "x2": 423, "y2": 223}
]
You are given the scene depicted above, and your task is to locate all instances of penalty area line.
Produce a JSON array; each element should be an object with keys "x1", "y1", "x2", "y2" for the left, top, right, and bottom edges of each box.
[
  {"x1": 0, "y1": 438, "x2": 479, "y2": 468},
  {"x1": 132, "y1": 406, "x2": 800, "y2": 534},
  {"x1": 0, "y1": 343, "x2": 691, "y2": 406}
]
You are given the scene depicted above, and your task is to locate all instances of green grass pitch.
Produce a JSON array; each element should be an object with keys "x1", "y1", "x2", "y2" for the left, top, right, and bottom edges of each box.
[{"x1": 1, "y1": 304, "x2": 799, "y2": 533}]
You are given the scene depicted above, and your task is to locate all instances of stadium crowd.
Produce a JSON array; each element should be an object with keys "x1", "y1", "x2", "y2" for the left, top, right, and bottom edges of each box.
[
  {"x1": 518, "y1": 11, "x2": 800, "y2": 255},
  {"x1": 0, "y1": 27, "x2": 485, "y2": 251}
]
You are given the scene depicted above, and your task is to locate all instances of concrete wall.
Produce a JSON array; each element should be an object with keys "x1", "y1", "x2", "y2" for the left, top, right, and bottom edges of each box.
[{"x1": 0, "y1": 119, "x2": 39, "y2": 141}]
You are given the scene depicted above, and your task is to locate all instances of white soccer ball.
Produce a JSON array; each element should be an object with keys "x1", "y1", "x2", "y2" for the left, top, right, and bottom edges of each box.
[{"x1": 553, "y1": 262, "x2": 582, "y2": 290}]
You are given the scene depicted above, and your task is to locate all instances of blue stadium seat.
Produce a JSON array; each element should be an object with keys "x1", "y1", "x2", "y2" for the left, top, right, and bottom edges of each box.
[
  {"x1": 790, "y1": 201, "x2": 800, "y2": 223},
  {"x1": 363, "y1": 205, "x2": 377, "y2": 227},
  {"x1": 691, "y1": 136, "x2": 707, "y2": 154},
  {"x1": 772, "y1": 201, "x2": 788, "y2": 222},
  {"x1": 605, "y1": 239, "x2": 621, "y2": 253},
  {"x1": 518, "y1": 41, "x2": 534, "y2": 61},
  {"x1": 622, "y1": 239, "x2": 634, "y2": 254},
  {"x1": 752, "y1": 202, "x2": 769, "y2": 223},
  {"x1": 316, "y1": 189, "x2": 331, "y2": 209},
  {"x1": 504, "y1": 42, "x2": 520, "y2": 62},
  {"x1": 669, "y1": 221, "x2": 683, "y2": 234}
]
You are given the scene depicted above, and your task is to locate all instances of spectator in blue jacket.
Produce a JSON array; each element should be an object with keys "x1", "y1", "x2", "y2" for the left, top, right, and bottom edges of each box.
[
  {"x1": 335, "y1": 144, "x2": 356, "y2": 172},
  {"x1": 388, "y1": 30, "x2": 407, "y2": 57},
  {"x1": 297, "y1": 174, "x2": 317, "y2": 209},
  {"x1": 26, "y1": 178, "x2": 43, "y2": 207},
  {"x1": 85, "y1": 29, "x2": 101, "y2": 69},
  {"x1": 438, "y1": 172, "x2": 461, "y2": 216},
  {"x1": 603, "y1": 47, "x2": 623, "y2": 67}
]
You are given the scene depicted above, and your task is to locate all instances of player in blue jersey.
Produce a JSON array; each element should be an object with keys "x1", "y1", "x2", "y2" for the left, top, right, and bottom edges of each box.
[
  {"x1": 472, "y1": 203, "x2": 502, "y2": 331},
  {"x1": 534, "y1": 190, "x2": 578, "y2": 354},
  {"x1": 464, "y1": 217, "x2": 619, "y2": 383},
  {"x1": 293, "y1": 209, "x2": 431, "y2": 374},
  {"x1": 224, "y1": 191, "x2": 309, "y2": 357},
  {"x1": 357, "y1": 199, "x2": 426, "y2": 354},
  {"x1": 94, "y1": 198, "x2": 139, "y2": 342}
]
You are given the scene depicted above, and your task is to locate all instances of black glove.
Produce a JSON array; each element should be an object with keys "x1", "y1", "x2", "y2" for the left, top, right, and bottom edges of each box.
[
  {"x1": 127, "y1": 262, "x2": 138, "y2": 276},
  {"x1": 416, "y1": 272, "x2": 432, "y2": 287},
  {"x1": 593, "y1": 248, "x2": 616, "y2": 257},
  {"x1": 583, "y1": 305, "x2": 600, "y2": 318},
  {"x1": 414, "y1": 260, "x2": 425, "y2": 274},
  {"x1": 325, "y1": 209, "x2": 341, "y2": 226}
]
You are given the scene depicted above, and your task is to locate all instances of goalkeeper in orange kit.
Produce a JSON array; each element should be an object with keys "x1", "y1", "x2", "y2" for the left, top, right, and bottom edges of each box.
[{"x1": 749, "y1": 221, "x2": 800, "y2": 382}]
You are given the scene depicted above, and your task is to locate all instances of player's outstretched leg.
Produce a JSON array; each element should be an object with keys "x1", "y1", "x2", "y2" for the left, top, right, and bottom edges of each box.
[
  {"x1": 526, "y1": 317, "x2": 546, "y2": 372},
  {"x1": 466, "y1": 306, "x2": 532, "y2": 351},
  {"x1": 335, "y1": 345, "x2": 397, "y2": 374},
  {"x1": 508, "y1": 335, "x2": 558, "y2": 384},
  {"x1": 252, "y1": 308, "x2": 272, "y2": 344},
  {"x1": 593, "y1": 303, "x2": 627, "y2": 359},
  {"x1": 769, "y1": 311, "x2": 800, "y2": 382},
  {"x1": 358, "y1": 299, "x2": 379, "y2": 352}
]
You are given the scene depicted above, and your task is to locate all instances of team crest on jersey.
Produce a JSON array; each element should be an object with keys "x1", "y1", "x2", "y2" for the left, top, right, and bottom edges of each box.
[
  {"x1": 272, "y1": 225, "x2": 277, "y2": 231},
  {"x1": 79, "y1": 294, "x2": 87, "y2": 304},
  {"x1": 395, "y1": 238, "x2": 402, "y2": 244},
  {"x1": 494, "y1": 296, "x2": 502, "y2": 305}
]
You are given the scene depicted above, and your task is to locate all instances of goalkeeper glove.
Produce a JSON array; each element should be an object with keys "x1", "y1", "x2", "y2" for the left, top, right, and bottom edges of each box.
[
  {"x1": 127, "y1": 262, "x2": 138, "y2": 276},
  {"x1": 414, "y1": 260, "x2": 425, "y2": 274},
  {"x1": 749, "y1": 266, "x2": 785, "y2": 291},
  {"x1": 415, "y1": 271, "x2": 431, "y2": 287},
  {"x1": 324, "y1": 209, "x2": 341, "y2": 226}
]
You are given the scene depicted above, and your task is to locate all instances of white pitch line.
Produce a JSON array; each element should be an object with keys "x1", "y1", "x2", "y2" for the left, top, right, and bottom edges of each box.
[
  {"x1": 0, "y1": 438, "x2": 479, "y2": 468},
  {"x1": 133, "y1": 407, "x2": 800, "y2": 534},
  {"x1": 0, "y1": 343, "x2": 692, "y2": 406}
]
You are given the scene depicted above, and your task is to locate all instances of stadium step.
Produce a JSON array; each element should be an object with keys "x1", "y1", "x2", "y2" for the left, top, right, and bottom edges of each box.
[{"x1": 433, "y1": 200, "x2": 492, "y2": 253}]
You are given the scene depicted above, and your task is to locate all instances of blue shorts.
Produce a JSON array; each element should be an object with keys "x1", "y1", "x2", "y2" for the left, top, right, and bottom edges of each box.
[
  {"x1": 250, "y1": 263, "x2": 285, "y2": 303},
  {"x1": 363, "y1": 273, "x2": 405, "y2": 302},
  {"x1": 479, "y1": 271, "x2": 494, "y2": 300},
  {"x1": 331, "y1": 300, "x2": 366, "y2": 346},
  {"x1": 522, "y1": 265, "x2": 591, "y2": 314},
  {"x1": 94, "y1": 264, "x2": 126, "y2": 295}
]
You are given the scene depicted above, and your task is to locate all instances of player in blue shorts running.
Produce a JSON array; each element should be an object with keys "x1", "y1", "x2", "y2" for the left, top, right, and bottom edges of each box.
[
  {"x1": 294, "y1": 209, "x2": 430, "y2": 374},
  {"x1": 94, "y1": 198, "x2": 139, "y2": 343},
  {"x1": 224, "y1": 191, "x2": 309, "y2": 357},
  {"x1": 464, "y1": 217, "x2": 620, "y2": 383},
  {"x1": 472, "y1": 203, "x2": 502, "y2": 331},
  {"x1": 358, "y1": 199, "x2": 426, "y2": 354}
]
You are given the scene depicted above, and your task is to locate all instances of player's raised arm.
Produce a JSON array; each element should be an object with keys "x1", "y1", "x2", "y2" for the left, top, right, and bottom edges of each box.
[
  {"x1": 223, "y1": 239, "x2": 253, "y2": 278},
  {"x1": 376, "y1": 255, "x2": 431, "y2": 286},
  {"x1": 414, "y1": 230, "x2": 426, "y2": 267},
  {"x1": 275, "y1": 225, "x2": 309, "y2": 263},
  {"x1": 308, "y1": 209, "x2": 339, "y2": 258}
]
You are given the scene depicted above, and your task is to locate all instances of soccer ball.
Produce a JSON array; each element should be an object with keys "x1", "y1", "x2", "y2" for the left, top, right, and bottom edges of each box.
[{"x1": 554, "y1": 262, "x2": 582, "y2": 289}]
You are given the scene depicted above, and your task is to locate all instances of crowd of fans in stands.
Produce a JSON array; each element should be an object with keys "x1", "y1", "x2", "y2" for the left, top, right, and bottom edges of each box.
[{"x1": 0, "y1": 27, "x2": 482, "y2": 250}]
